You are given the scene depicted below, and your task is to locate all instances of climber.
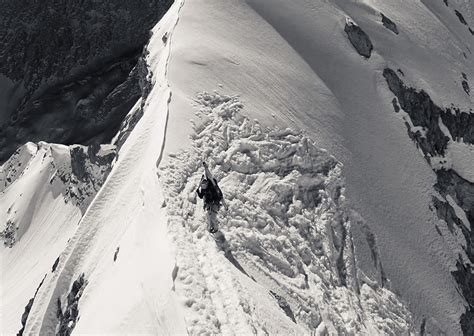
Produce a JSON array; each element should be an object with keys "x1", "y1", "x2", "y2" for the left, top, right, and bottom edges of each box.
[{"x1": 196, "y1": 162, "x2": 226, "y2": 233}]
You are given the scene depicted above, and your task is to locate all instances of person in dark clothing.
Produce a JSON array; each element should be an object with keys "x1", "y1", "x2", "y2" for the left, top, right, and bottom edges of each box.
[
  {"x1": 196, "y1": 175, "x2": 223, "y2": 211},
  {"x1": 196, "y1": 162, "x2": 226, "y2": 233}
]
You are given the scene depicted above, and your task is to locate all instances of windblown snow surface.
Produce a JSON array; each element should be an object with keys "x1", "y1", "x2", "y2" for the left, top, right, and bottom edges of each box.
[
  {"x1": 2, "y1": 0, "x2": 474, "y2": 334},
  {"x1": 159, "y1": 92, "x2": 412, "y2": 334}
]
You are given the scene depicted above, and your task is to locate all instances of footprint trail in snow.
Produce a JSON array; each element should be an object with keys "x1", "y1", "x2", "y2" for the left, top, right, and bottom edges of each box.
[{"x1": 159, "y1": 92, "x2": 413, "y2": 335}]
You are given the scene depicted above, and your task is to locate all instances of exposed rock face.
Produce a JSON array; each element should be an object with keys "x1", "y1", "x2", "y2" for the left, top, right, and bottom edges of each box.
[
  {"x1": 52, "y1": 257, "x2": 60, "y2": 272},
  {"x1": 462, "y1": 80, "x2": 470, "y2": 95},
  {"x1": 0, "y1": 0, "x2": 173, "y2": 164},
  {"x1": 381, "y1": 13, "x2": 399, "y2": 35},
  {"x1": 435, "y1": 169, "x2": 474, "y2": 237},
  {"x1": 270, "y1": 291, "x2": 297, "y2": 323},
  {"x1": 17, "y1": 274, "x2": 47, "y2": 336},
  {"x1": 1, "y1": 142, "x2": 116, "y2": 215},
  {"x1": 455, "y1": 10, "x2": 468, "y2": 25},
  {"x1": 344, "y1": 19, "x2": 373, "y2": 58},
  {"x1": 383, "y1": 69, "x2": 474, "y2": 158},
  {"x1": 392, "y1": 98, "x2": 401, "y2": 112},
  {"x1": 383, "y1": 68, "x2": 449, "y2": 157},
  {"x1": 56, "y1": 273, "x2": 87, "y2": 336},
  {"x1": 383, "y1": 68, "x2": 474, "y2": 336},
  {"x1": 0, "y1": 220, "x2": 17, "y2": 247},
  {"x1": 440, "y1": 107, "x2": 474, "y2": 143},
  {"x1": 60, "y1": 144, "x2": 116, "y2": 211}
]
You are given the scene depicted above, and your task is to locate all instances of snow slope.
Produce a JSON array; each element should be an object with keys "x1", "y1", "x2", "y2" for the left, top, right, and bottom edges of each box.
[
  {"x1": 2, "y1": 0, "x2": 474, "y2": 334},
  {"x1": 0, "y1": 141, "x2": 113, "y2": 334},
  {"x1": 159, "y1": 91, "x2": 413, "y2": 334},
  {"x1": 165, "y1": 0, "x2": 473, "y2": 334},
  {"x1": 1, "y1": 143, "x2": 82, "y2": 333},
  {"x1": 8, "y1": 0, "x2": 414, "y2": 334},
  {"x1": 18, "y1": 2, "x2": 186, "y2": 335}
]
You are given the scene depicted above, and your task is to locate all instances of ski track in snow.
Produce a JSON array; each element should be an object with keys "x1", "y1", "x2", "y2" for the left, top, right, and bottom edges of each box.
[{"x1": 159, "y1": 92, "x2": 413, "y2": 335}]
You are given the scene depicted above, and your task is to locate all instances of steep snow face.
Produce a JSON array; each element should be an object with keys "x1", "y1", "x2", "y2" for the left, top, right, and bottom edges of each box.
[
  {"x1": 8, "y1": 0, "x2": 415, "y2": 333},
  {"x1": 159, "y1": 92, "x2": 413, "y2": 334},
  {"x1": 15, "y1": 3, "x2": 186, "y2": 335},
  {"x1": 3, "y1": 0, "x2": 473, "y2": 334},
  {"x1": 166, "y1": 0, "x2": 473, "y2": 334},
  {"x1": 0, "y1": 142, "x2": 113, "y2": 334}
]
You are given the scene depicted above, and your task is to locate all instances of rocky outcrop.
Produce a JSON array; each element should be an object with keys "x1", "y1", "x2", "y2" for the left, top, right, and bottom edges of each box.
[
  {"x1": 383, "y1": 68, "x2": 449, "y2": 157},
  {"x1": 383, "y1": 68, "x2": 474, "y2": 158},
  {"x1": 452, "y1": 9, "x2": 474, "y2": 35},
  {"x1": 56, "y1": 273, "x2": 87, "y2": 336},
  {"x1": 17, "y1": 274, "x2": 47, "y2": 336},
  {"x1": 383, "y1": 68, "x2": 474, "y2": 336},
  {"x1": 52, "y1": 257, "x2": 60, "y2": 273},
  {"x1": 113, "y1": 54, "x2": 154, "y2": 153},
  {"x1": 57, "y1": 144, "x2": 115, "y2": 211},
  {"x1": 344, "y1": 19, "x2": 373, "y2": 58},
  {"x1": 270, "y1": 291, "x2": 297, "y2": 323},
  {"x1": 455, "y1": 10, "x2": 468, "y2": 25},
  {"x1": 0, "y1": 220, "x2": 17, "y2": 247},
  {"x1": 435, "y1": 169, "x2": 474, "y2": 238},
  {"x1": 462, "y1": 75, "x2": 470, "y2": 96},
  {"x1": 0, "y1": 0, "x2": 173, "y2": 164},
  {"x1": 440, "y1": 107, "x2": 474, "y2": 143},
  {"x1": 381, "y1": 13, "x2": 399, "y2": 35}
]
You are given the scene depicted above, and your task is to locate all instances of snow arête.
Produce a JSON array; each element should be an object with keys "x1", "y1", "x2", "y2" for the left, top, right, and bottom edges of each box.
[{"x1": 196, "y1": 162, "x2": 226, "y2": 233}]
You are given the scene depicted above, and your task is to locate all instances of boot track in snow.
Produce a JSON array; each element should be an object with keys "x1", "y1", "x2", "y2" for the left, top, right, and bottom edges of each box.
[{"x1": 158, "y1": 91, "x2": 413, "y2": 335}]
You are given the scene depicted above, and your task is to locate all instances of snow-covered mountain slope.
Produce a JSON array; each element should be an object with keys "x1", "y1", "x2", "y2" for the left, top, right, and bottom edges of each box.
[
  {"x1": 165, "y1": 0, "x2": 474, "y2": 334},
  {"x1": 1, "y1": 0, "x2": 474, "y2": 335},
  {"x1": 159, "y1": 91, "x2": 413, "y2": 334},
  {"x1": 0, "y1": 141, "x2": 114, "y2": 334}
]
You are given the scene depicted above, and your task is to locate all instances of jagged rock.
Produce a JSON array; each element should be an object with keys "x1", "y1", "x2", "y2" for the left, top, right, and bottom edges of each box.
[
  {"x1": 455, "y1": 10, "x2": 467, "y2": 25},
  {"x1": 384, "y1": 67, "x2": 474, "y2": 334},
  {"x1": 0, "y1": 220, "x2": 17, "y2": 248},
  {"x1": 344, "y1": 19, "x2": 373, "y2": 58},
  {"x1": 462, "y1": 80, "x2": 470, "y2": 95},
  {"x1": 444, "y1": 0, "x2": 449, "y2": 6},
  {"x1": 381, "y1": 13, "x2": 399, "y2": 35},
  {"x1": 113, "y1": 56, "x2": 152, "y2": 152},
  {"x1": 392, "y1": 98, "x2": 401, "y2": 112},
  {"x1": 440, "y1": 107, "x2": 474, "y2": 144},
  {"x1": 383, "y1": 68, "x2": 449, "y2": 157},
  {"x1": 114, "y1": 247, "x2": 120, "y2": 262},
  {"x1": 270, "y1": 291, "x2": 297, "y2": 323},
  {"x1": 435, "y1": 170, "x2": 474, "y2": 227},
  {"x1": 434, "y1": 170, "x2": 474, "y2": 336},
  {"x1": 432, "y1": 197, "x2": 463, "y2": 234},
  {"x1": 52, "y1": 257, "x2": 60, "y2": 272},
  {"x1": 57, "y1": 273, "x2": 87, "y2": 336},
  {"x1": 453, "y1": 261, "x2": 474, "y2": 336},
  {"x1": 17, "y1": 274, "x2": 46, "y2": 336},
  {"x1": 383, "y1": 68, "x2": 474, "y2": 153}
]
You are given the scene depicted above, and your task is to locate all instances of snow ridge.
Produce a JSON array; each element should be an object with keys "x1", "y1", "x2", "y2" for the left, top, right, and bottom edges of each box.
[
  {"x1": 17, "y1": 1, "x2": 184, "y2": 334},
  {"x1": 159, "y1": 92, "x2": 413, "y2": 334}
]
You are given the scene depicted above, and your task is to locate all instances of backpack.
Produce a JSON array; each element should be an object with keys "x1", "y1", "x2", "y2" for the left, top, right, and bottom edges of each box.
[{"x1": 198, "y1": 178, "x2": 223, "y2": 207}]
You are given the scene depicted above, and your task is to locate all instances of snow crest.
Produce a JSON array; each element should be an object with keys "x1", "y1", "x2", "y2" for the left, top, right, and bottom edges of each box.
[{"x1": 159, "y1": 92, "x2": 413, "y2": 334}]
